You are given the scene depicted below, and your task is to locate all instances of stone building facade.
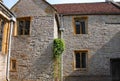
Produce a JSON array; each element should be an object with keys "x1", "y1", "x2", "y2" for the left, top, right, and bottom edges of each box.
[
  {"x1": 0, "y1": 0, "x2": 120, "y2": 81},
  {"x1": 62, "y1": 15, "x2": 120, "y2": 81},
  {"x1": 54, "y1": 2, "x2": 120, "y2": 81},
  {"x1": 10, "y1": 0, "x2": 57, "y2": 81}
]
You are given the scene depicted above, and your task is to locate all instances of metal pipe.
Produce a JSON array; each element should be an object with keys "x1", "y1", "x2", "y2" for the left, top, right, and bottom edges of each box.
[
  {"x1": 6, "y1": 17, "x2": 15, "y2": 81},
  {"x1": 60, "y1": 14, "x2": 64, "y2": 81}
]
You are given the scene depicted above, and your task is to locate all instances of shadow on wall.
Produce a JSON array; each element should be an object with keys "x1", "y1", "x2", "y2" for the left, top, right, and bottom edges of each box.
[
  {"x1": 32, "y1": 42, "x2": 54, "y2": 81},
  {"x1": 64, "y1": 31, "x2": 120, "y2": 81},
  {"x1": 10, "y1": 16, "x2": 55, "y2": 81},
  {"x1": 11, "y1": 42, "x2": 54, "y2": 81}
]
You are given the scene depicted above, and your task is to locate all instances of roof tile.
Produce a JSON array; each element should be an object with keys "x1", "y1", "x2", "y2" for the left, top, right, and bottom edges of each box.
[{"x1": 53, "y1": 2, "x2": 120, "y2": 15}]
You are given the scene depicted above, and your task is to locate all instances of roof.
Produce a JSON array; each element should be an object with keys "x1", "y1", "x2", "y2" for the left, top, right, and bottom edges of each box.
[
  {"x1": 53, "y1": 2, "x2": 120, "y2": 15},
  {"x1": 0, "y1": 1, "x2": 15, "y2": 20}
]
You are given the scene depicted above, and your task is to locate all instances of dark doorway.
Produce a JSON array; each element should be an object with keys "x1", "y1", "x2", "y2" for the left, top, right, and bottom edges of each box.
[{"x1": 110, "y1": 59, "x2": 120, "y2": 81}]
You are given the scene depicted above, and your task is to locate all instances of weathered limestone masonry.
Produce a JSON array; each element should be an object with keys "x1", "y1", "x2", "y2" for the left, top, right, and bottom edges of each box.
[
  {"x1": 11, "y1": 0, "x2": 57, "y2": 81},
  {"x1": 0, "y1": 49, "x2": 6, "y2": 81},
  {"x1": 8, "y1": 0, "x2": 120, "y2": 81},
  {"x1": 63, "y1": 15, "x2": 120, "y2": 81}
]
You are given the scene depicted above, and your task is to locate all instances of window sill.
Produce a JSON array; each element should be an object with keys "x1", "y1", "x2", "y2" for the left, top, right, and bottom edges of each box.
[
  {"x1": 13, "y1": 35, "x2": 30, "y2": 37},
  {"x1": 74, "y1": 33, "x2": 88, "y2": 35},
  {"x1": 10, "y1": 70, "x2": 17, "y2": 72},
  {"x1": 74, "y1": 68, "x2": 88, "y2": 72}
]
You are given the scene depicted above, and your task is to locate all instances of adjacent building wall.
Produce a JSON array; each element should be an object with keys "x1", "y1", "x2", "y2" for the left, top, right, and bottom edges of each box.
[
  {"x1": 0, "y1": 19, "x2": 14, "y2": 81},
  {"x1": 0, "y1": 51, "x2": 6, "y2": 81},
  {"x1": 62, "y1": 15, "x2": 120, "y2": 81}
]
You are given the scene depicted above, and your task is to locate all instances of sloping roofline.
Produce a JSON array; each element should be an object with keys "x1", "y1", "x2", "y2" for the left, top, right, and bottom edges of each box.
[
  {"x1": 43, "y1": 0, "x2": 57, "y2": 11},
  {"x1": 0, "y1": 1, "x2": 15, "y2": 17},
  {"x1": 11, "y1": 0, "x2": 56, "y2": 11},
  {"x1": 0, "y1": 1, "x2": 15, "y2": 21}
]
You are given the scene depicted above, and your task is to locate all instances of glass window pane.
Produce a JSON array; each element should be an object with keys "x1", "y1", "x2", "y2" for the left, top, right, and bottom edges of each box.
[
  {"x1": 82, "y1": 52, "x2": 86, "y2": 68},
  {"x1": 25, "y1": 21, "x2": 30, "y2": 35},
  {"x1": 12, "y1": 60, "x2": 16, "y2": 70},
  {"x1": 75, "y1": 52, "x2": 80, "y2": 68},
  {"x1": 75, "y1": 21, "x2": 80, "y2": 34},
  {"x1": 18, "y1": 21, "x2": 24, "y2": 35},
  {"x1": 81, "y1": 21, "x2": 86, "y2": 34}
]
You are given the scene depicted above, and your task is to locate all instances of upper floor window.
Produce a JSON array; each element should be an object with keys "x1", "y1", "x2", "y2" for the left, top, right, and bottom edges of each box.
[
  {"x1": 17, "y1": 17, "x2": 30, "y2": 35},
  {"x1": 74, "y1": 50, "x2": 88, "y2": 71},
  {"x1": 74, "y1": 17, "x2": 88, "y2": 34}
]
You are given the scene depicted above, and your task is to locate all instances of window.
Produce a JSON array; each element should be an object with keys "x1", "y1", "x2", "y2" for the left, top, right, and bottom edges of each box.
[
  {"x1": 17, "y1": 17, "x2": 30, "y2": 35},
  {"x1": 74, "y1": 50, "x2": 88, "y2": 71},
  {"x1": 10, "y1": 59, "x2": 17, "y2": 71},
  {"x1": 74, "y1": 17, "x2": 88, "y2": 34}
]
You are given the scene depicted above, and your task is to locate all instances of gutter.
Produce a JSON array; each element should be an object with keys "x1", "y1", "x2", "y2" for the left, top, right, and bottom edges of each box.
[
  {"x1": 59, "y1": 15, "x2": 64, "y2": 37},
  {"x1": 58, "y1": 12, "x2": 120, "y2": 16}
]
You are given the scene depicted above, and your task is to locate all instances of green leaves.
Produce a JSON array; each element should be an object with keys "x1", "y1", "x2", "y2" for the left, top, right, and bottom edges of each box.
[
  {"x1": 53, "y1": 39, "x2": 65, "y2": 58},
  {"x1": 53, "y1": 39, "x2": 65, "y2": 80}
]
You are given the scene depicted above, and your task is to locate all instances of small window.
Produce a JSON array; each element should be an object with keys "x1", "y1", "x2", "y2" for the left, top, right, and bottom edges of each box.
[
  {"x1": 74, "y1": 17, "x2": 87, "y2": 34},
  {"x1": 17, "y1": 17, "x2": 30, "y2": 35},
  {"x1": 74, "y1": 50, "x2": 88, "y2": 71},
  {"x1": 10, "y1": 59, "x2": 17, "y2": 71}
]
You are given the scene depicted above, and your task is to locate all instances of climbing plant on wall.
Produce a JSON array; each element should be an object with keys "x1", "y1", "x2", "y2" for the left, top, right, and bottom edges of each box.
[
  {"x1": 53, "y1": 38, "x2": 65, "y2": 58},
  {"x1": 53, "y1": 38, "x2": 65, "y2": 81}
]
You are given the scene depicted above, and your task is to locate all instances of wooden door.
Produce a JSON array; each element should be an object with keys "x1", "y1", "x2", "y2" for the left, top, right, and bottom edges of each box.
[{"x1": 110, "y1": 59, "x2": 120, "y2": 81}]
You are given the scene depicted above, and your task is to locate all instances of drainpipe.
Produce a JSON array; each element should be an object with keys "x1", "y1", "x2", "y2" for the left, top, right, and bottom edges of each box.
[
  {"x1": 60, "y1": 14, "x2": 64, "y2": 81},
  {"x1": 6, "y1": 17, "x2": 16, "y2": 81},
  {"x1": 60, "y1": 15, "x2": 64, "y2": 39}
]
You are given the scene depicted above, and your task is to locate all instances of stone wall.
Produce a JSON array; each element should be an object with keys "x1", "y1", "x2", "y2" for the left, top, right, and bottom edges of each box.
[
  {"x1": 62, "y1": 15, "x2": 120, "y2": 81},
  {"x1": 11, "y1": 0, "x2": 54, "y2": 17},
  {"x1": 11, "y1": 0, "x2": 56, "y2": 81},
  {"x1": 10, "y1": 0, "x2": 120, "y2": 81},
  {"x1": 11, "y1": 16, "x2": 54, "y2": 81},
  {"x1": 0, "y1": 54, "x2": 6, "y2": 81}
]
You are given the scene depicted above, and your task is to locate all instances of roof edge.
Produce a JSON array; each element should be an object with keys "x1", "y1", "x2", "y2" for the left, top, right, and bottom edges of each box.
[
  {"x1": 0, "y1": 1, "x2": 15, "y2": 17},
  {"x1": 111, "y1": 1, "x2": 120, "y2": 9},
  {"x1": 59, "y1": 13, "x2": 120, "y2": 16},
  {"x1": 10, "y1": 0, "x2": 20, "y2": 10},
  {"x1": 11, "y1": 0, "x2": 57, "y2": 12},
  {"x1": 43, "y1": 0, "x2": 57, "y2": 11}
]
